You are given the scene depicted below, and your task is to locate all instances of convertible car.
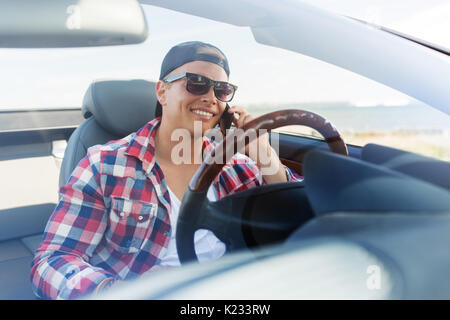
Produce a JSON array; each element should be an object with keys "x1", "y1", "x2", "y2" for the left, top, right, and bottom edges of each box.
[{"x1": 0, "y1": 0, "x2": 449, "y2": 300}]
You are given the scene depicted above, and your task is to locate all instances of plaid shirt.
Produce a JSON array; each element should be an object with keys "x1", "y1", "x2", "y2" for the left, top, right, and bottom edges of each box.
[{"x1": 30, "y1": 118, "x2": 302, "y2": 299}]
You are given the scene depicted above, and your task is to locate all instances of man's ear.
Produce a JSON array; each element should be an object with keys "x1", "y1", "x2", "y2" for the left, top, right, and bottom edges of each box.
[{"x1": 155, "y1": 80, "x2": 168, "y2": 106}]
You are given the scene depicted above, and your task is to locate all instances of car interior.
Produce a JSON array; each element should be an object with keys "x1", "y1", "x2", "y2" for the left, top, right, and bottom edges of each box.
[
  {"x1": 0, "y1": 78, "x2": 347, "y2": 299},
  {"x1": 0, "y1": 79, "x2": 305, "y2": 299},
  {"x1": 1, "y1": 0, "x2": 450, "y2": 301},
  {"x1": 1, "y1": 76, "x2": 449, "y2": 299}
]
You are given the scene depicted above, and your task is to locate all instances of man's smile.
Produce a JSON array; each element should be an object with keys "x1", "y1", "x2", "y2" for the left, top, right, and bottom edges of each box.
[{"x1": 189, "y1": 106, "x2": 217, "y2": 120}]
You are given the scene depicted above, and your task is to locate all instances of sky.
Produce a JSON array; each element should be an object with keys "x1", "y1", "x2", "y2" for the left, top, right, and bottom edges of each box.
[{"x1": 0, "y1": 0, "x2": 449, "y2": 110}]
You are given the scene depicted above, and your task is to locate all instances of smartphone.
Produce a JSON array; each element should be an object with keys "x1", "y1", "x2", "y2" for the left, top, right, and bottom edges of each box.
[{"x1": 219, "y1": 103, "x2": 234, "y2": 135}]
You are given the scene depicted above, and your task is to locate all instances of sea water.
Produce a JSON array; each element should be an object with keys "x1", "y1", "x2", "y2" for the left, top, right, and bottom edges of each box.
[{"x1": 248, "y1": 103, "x2": 450, "y2": 134}]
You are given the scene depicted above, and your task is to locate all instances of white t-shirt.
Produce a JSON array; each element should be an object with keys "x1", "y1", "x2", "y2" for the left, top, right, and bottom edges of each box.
[{"x1": 159, "y1": 186, "x2": 226, "y2": 267}]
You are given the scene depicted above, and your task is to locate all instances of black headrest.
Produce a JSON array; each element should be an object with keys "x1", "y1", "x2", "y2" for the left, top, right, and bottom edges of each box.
[{"x1": 82, "y1": 79, "x2": 157, "y2": 137}]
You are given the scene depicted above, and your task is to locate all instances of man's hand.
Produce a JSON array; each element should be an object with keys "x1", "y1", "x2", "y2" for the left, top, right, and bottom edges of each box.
[
  {"x1": 228, "y1": 106, "x2": 287, "y2": 183},
  {"x1": 93, "y1": 277, "x2": 118, "y2": 297},
  {"x1": 227, "y1": 105, "x2": 270, "y2": 156}
]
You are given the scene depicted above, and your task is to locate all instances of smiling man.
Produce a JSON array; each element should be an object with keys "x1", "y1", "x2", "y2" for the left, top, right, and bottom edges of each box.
[{"x1": 30, "y1": 41, "x2": 302, "y2": 299}]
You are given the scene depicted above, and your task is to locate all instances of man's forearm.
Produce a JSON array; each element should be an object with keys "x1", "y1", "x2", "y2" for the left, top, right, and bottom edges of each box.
[{"x1": 31, "y1": 251, "x2": 116, "y2": 299}]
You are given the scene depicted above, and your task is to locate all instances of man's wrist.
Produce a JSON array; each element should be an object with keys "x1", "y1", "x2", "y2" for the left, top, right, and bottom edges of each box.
[{"x1": 255, "y1": 144, "x2": 275, "y2": 168}]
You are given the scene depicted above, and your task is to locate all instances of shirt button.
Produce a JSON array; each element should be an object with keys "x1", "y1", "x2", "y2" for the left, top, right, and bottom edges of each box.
[
  {"x1": 138, "y1": 215, "x2": 144, "y2": 221},
  {"x1": 164, "y1": 231, "x2": 170, "y2": 237},
  {"x1": 120, "y1": 212, "x2": 125, "y2": 218}
]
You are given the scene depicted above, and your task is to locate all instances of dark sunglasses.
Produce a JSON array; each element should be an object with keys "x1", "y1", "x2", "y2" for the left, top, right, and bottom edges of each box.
[{"x1": 163, "y1": 72, "x2": 237, "y2": 102}]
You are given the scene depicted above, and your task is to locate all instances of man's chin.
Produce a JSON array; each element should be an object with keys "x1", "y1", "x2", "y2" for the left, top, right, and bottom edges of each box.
[{"x1": 189, "y1": 120, "x2": 216, "y2": 136}]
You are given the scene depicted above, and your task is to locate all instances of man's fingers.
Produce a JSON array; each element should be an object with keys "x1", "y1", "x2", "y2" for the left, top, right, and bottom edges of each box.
[
  {"x1": 229, "y1": 106, "x2": 254, "y2": 128},
  {"x1": 237, "y1": 113, "x2": 250, "y2": 128}
]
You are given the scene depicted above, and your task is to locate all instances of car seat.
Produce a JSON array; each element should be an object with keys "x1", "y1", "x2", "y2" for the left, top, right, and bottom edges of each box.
[
  {"x1": 59, "y1": 79, "x2": 158, "y2": 187},
  {"x1": 0, "y1": 79, "x2": 158, "y2": 300},
  {"x1": 25, "y1": 79, "x2": 158, "y2": 258}
]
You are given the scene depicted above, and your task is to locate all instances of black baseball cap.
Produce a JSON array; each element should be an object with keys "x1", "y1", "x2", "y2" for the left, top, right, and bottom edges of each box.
[{"x1": 155, "y1": 41, "x2": 230, "y2": 118}]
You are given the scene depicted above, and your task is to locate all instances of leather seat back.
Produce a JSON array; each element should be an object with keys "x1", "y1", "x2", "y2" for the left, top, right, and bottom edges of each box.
[{"x1": 59, "y1": 79, "x2": 157, "y2": 187}]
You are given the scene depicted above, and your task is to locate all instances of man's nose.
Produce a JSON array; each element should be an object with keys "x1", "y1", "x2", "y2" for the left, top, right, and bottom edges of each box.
[{"x1": 200, "y1": 85, "x2": 217, "y2": 104}]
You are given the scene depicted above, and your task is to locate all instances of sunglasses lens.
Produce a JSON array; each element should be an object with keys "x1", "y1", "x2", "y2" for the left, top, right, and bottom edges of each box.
[
  {"x1": 186, "y1": 75, "x2": 210, "y2": 95},
  {"x1": 185, "y1": 74, "x2": 235, "y2": 102},
  {"x1": 214, "y1": 82, "x2": 235, "y2": 102}
]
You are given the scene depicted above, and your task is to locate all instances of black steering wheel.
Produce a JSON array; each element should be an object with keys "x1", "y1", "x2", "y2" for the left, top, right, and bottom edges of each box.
[{"x1": 176, "y1": 109, "x2": 348, "y2": 264}]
